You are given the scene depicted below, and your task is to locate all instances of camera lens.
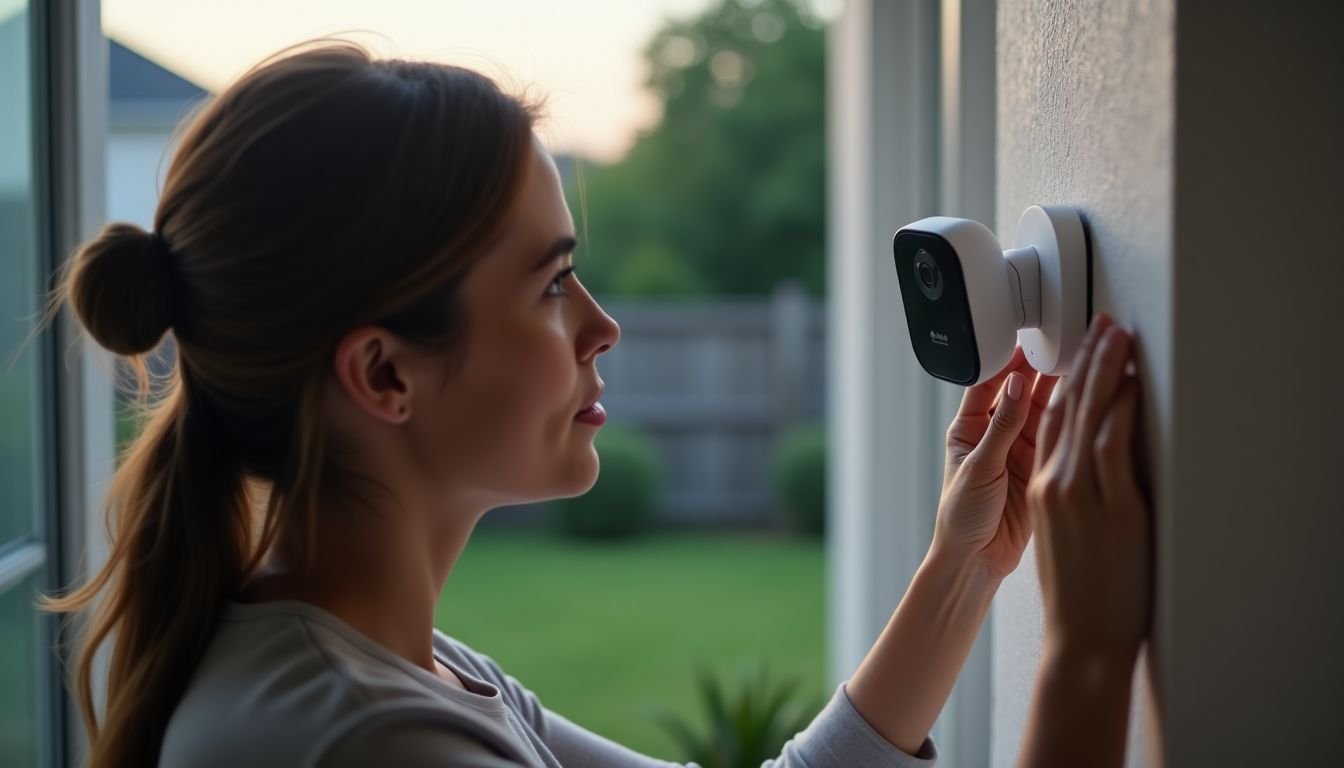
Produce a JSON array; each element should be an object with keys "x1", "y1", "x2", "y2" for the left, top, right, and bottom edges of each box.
[
  {"x1": 913, "y1": 249, "x2": 943, "y2": 300},
  {"x1": 918, "y1": 262, "x2": 937, "y2": 289}
]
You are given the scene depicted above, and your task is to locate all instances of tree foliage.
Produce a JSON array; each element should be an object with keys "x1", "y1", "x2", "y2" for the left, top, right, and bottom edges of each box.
[{"x1": 567, "y1": 0, "x2": 826, "y2": 298}]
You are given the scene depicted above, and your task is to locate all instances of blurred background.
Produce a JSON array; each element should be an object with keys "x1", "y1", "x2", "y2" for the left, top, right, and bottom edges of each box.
[{"x1": 99, "y1": 0, "x2": 834, "y2": 760}]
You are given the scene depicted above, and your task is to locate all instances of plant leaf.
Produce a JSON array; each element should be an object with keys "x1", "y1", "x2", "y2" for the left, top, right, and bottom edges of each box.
[{"x1": 650, "y1": 706, "x2": 713, "y2": 765}]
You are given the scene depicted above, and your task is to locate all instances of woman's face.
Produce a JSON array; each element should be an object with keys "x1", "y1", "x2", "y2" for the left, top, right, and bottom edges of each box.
[{"x1": 410, "y1": 135, "x2": 620, "y2": 509}]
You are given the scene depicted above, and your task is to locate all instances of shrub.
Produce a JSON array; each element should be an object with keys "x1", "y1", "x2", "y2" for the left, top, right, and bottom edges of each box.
[
  {"x1": 770, "y1": 424, "x2": 826, "y2": 536},
  {"x1": 650, "y1": 660, "x2": 822, "y2": 768},
  {"x1": 552, "y1": 424, "x2": 661, "y2": 539}
]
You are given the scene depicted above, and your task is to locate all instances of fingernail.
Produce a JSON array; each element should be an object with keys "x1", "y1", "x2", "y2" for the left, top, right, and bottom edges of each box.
[
  {"x1": 1104, "y1": 326, "x2": 1130, "y2": 351},
  {"x1": 1007, "y1": 372, "x2": 1024, "y2": 401}
]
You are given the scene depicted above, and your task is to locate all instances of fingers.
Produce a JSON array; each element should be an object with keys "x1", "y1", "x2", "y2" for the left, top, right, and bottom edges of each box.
[
  {"x1": 1007, "y1": 371, "x2": 1058, "y2": 477},
  {"x1": 1059, "y1": 314, "x2": 1114, "y2": 400},
  {"x1": 957, "y1": 346, "x2": 1029, "y2": 418},
  {"x1": 1093, "y1": 375, "x2": 1144, "y2": 508},
  {"x1": 1032, "y1": 370, "x2": 1061, "y2": 409},
  {"x1": 1073, "y1": 326, "x2": 1134, "y2": 451},
  {"x1": 1021, "y1": 372, "x2": 1061, "y2": 448},
  {"x1": 1057, "y1": 314, "x2": 1114, "y2": 423},
  {"x1": 1034, "y1": 389, "x2": 1066, "y2": 475},
  {"x1": 966, "y1": 371, "x2": 1033, "y2": 468},
  {"x1": 1033, "y1": 314, "x2": 1111, "y2": 474}
]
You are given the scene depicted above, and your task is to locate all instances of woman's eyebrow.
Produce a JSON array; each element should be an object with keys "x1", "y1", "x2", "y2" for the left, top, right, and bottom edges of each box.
[{"x1": 532, "y1": 235, "x2": 579, "y2": 272}]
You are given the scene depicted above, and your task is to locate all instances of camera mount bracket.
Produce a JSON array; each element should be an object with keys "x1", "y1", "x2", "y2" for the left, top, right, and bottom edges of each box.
[{"x1": 1012, "y1": 205, "x2": 1090, "y2": 376}]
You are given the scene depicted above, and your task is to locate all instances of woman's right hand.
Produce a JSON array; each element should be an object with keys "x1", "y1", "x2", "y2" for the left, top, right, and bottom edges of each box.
[{"x1": 1028, "y1": 314, "x2": 1152, "y2": 666}]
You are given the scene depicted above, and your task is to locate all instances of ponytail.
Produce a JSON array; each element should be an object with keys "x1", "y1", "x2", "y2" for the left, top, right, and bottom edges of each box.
[
  {"x1": 44, "y1": 225, "x2": 260, "y2": 767},
  {"x1": 53, "y1": 385, "x2": 250, "y2": 766}
]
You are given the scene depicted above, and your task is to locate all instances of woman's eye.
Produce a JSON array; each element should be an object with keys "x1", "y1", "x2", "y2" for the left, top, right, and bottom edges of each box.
[{"x1": 546, "y1": 267, "x2": 576, "y2": 297}]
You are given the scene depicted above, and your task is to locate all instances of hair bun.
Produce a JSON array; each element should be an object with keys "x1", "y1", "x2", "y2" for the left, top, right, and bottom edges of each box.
[{"x1": 67, "y1": 222, "x2": 177, "y2": 355}]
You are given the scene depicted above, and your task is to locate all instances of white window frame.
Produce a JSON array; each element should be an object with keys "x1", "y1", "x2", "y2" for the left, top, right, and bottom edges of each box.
[
  {"x1": 0, "y1": 1, "x2": 108, "y2": 765},
  {"x1": 827, "y1": 1, "x2": 995, "y2": 765},
  {"x1": 46, "y1": 0, "x2": 115, "y2": 763}
]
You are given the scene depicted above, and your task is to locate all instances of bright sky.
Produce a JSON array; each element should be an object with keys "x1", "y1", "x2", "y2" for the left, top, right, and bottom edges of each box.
[{"x1": 103, "y1": 0, "x2": 719, "y2": 163}]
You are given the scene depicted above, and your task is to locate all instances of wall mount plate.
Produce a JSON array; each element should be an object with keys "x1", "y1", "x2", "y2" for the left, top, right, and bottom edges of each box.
[{"x1": 1015, "y1": 205, "x2": 1090, "y2": 375}]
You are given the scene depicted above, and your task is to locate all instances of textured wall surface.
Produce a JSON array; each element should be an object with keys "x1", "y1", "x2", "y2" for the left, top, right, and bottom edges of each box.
[
  {"x1": 996, "y1": 1, "x2": 1344, "y2": 765},
  {"x1": 993, "y1": 0, "x2": 1172, "y2": 765}
]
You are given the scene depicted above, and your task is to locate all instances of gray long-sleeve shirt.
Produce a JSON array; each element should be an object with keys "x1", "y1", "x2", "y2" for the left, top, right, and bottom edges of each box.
[{"x1": 159, "y1": 600, "x2": 938, "y2": 767}]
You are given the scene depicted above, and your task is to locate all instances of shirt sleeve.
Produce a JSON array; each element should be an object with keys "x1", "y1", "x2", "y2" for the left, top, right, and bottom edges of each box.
[
  {"x1": 444, "y1": 636, "x2": 937, "y2": 767},
  {"x1": 540, "y1": 684, "x2": 937, "y2": 768}
]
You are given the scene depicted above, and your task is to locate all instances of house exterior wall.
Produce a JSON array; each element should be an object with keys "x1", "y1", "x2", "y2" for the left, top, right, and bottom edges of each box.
[
  {"x1": 996, "y1": 1, "x2": 1344, "y2": 764},
  {"x1": 994, "y1": 1, "x2": 1174, "y2": 764},
  {"x1": 106, "y1": 129, "x2": 174, "y2": 228}
]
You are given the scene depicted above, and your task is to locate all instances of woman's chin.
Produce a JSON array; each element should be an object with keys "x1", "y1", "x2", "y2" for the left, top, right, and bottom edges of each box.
[{"x1": 549, "y1": 447, "x2": 601, "y2": 500}]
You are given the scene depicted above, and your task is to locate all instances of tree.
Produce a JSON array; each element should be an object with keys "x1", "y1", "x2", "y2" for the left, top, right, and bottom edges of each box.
[{"x1": 568, "y1": 0, "x2": 827, "y2": 298}]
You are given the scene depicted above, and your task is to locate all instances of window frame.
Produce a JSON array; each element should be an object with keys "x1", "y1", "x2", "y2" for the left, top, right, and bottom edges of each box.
[
  {"x1": 826, "y1": 0, "x2": 996, "y2": 765},
  {"x1": 39, "y1": 0, "x2": 115, "y2": 764},
  {"x1": 0, "y1": 0, "x2": 61, "y2": 764}
]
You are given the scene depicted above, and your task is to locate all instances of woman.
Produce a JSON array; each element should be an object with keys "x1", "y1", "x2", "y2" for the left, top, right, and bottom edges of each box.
[{"x1": 48, "y1": 42, "x2": 1150, "y2": 767}]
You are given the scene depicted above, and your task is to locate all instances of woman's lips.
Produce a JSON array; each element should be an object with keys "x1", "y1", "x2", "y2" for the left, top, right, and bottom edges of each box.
[{"x1": 574, "y1": 402, "x2": 607, "y2": 426}]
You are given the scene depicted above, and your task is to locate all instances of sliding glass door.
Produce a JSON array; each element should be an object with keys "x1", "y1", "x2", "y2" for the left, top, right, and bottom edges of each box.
[{"x1": 0, "y1": 0, "x2": 58, "y2": 765}]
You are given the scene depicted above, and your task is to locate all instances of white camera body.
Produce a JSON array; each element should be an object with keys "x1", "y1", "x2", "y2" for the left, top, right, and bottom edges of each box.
[{"x1": 892, "y1": 205, "x2": 1089, "y2": 385}]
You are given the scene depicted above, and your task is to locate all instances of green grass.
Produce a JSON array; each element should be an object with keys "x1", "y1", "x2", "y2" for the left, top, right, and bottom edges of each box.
[{"x1": 434, "y1": 531, "x2": 826, "y2": 760}]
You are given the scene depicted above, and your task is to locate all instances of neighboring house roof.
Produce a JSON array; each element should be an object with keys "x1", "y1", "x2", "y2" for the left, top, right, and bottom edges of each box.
[
  {"x1": 109, "y1": 39, "x2": 211, "y2": 128},
  {"x1": 103, "y1": 40, "x2": 581, "y2": 185}
]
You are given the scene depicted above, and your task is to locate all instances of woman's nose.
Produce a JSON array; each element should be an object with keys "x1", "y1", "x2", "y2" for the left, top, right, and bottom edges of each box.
[
  {"x1": 580, "y1": 290, "x2": 620, "y2": 360},
  {"x1": 587, "y1": 306, "x2": 620, "y2": 358}
]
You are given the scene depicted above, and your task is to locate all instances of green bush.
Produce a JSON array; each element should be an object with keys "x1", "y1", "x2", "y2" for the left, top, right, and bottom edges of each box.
[
  {"x1": 116, "y1": 401, "x2": 146, "y2": 453},
  {"x1": 552, "y1": 424, "x2": 661, "y2": 539},
  {"x1": 650, "y1": 660, "x2": 821, "y2": 768},
  {"x1": 770, "y1": 424, "x2": 826, "y2": 537}
]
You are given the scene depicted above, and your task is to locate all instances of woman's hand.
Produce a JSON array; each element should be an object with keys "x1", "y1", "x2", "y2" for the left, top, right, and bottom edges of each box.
[
  {"x1": 845, "y1": 346, "x2": 1058, "y2": 754},
  {"x1": 1014, "y1": 314, "x2": 1152, "y2": 768},
  {"x1": 1030, "y1": 314, "x2": 1152, "y2": 664},
  {"x1": 933, "y1": 346, "x2": 1060, "y2": 580}
]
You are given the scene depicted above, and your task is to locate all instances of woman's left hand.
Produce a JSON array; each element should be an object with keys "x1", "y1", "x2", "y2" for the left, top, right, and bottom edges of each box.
[{"x1": 933, "y1": 345, "x2": 1060, "y2": 580}]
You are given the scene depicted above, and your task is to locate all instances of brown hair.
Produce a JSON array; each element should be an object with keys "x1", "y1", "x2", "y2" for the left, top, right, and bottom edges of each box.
[{"x1": 43, "y1": 41, "x2": 541, "y2": 767}]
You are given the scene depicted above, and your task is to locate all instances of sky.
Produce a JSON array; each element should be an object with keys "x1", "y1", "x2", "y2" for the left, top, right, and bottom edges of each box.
[{"x1": 102, "y1": 0, "x2": 721, "y2": 163}]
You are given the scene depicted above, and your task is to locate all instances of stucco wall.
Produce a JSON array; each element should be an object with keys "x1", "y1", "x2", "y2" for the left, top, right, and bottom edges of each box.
[
  {"x1": 993, "y1": 0, "x2": 1172, "y2": 764},
  {"x1": 996, "y1": 1, "x2": 1344, "y2": 764}
]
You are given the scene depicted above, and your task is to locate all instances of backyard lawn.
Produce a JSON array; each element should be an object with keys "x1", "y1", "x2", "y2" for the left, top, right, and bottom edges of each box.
[{"x1": 434, "y1": 530, "x2": 826, "y2": 760}]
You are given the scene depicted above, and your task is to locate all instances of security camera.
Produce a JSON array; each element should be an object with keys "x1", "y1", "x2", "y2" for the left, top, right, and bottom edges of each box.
[{"x1": 892, "y1": 205, "x2": 1090, "y2": 386}]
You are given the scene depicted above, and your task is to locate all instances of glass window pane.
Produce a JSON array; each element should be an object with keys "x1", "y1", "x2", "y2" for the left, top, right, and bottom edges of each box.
[
  {"x1": 0, "y1": 0, "x2": 41, "y2": 548},
  {"x1": 0, "y1": 570, "x2": 41, "y2": 768}
]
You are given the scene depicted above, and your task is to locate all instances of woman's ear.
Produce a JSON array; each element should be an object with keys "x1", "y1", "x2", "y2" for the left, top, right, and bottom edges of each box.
[{"x1": 331, "y1": 327, "x2": 413, "y2": 424}]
